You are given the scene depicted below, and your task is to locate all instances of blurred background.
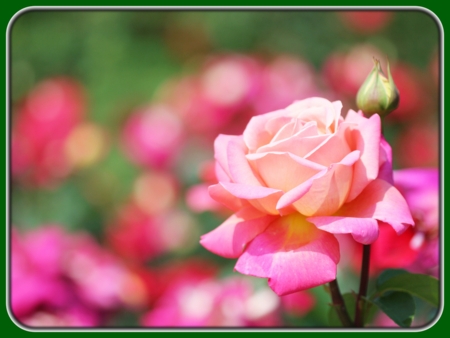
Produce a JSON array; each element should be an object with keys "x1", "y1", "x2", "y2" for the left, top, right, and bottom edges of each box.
[{"x1": 9, "y1": 9, "x2": 440, "y2": 328}]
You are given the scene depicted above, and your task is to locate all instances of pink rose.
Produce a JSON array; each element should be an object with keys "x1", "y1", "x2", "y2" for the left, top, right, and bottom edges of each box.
[{"x1": 200, "y1": 97, "x2": 414, "y2": 295}]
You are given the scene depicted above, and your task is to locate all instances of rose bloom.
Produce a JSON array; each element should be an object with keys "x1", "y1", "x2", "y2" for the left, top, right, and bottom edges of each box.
[{"x1": 200, "y1": 98, "x2": 413, "y2": 295}]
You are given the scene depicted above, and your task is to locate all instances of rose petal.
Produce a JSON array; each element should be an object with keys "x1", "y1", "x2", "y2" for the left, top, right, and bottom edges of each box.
[
  {"x1": 377, "y1": 137, "x2": 394, "y2": 184},
  {"x1": 227, "y1": 137, "x2": 262, "y2": 186},
  {"x1": 200, "y1": 207, "x2": 278, "y2": 258},
  {"x1": 256, "y1": 122, "x2": 327, "y2": 157},
  {"x1": 331, "y1": 179, "x2": 414, "y2": 238},
  {"x1": 286, "y1": 98, "x2": 342, "y2": 133},
  {"x1": 243, "y1": 109, "x2": 285, "y2": 152},
  {"x1": 246, "y1": 152, "x2": 325, "y2": 192},
  {"x1": 307, "y1": 216, "x2": 379, "y2": 244},
  {"x1": 290, "y1": 150, "x2": 360, "y2": 216},
  {"x1": 215, "y1": 161, "x2": 230, "y2": 183},
  {"x1": 275, "y1": 169, "x2": 327, "y2": 213},
  {"x1": 220, "y1": 182, "x2": 284, "y2": 215},
  {"x1": 304, "y1": 124, "x2": 352, "y2": 166},
  {"x1": 214, "y1": 134, "x2": 240, "y2": 181},
  {"x1": 345, "y1": 113, "x2": 381, "y2": 202},
  {"x1": 344, "y1": 109, "x2": 366, "y2": 124},
  {"x1": 235, "y1": 213, "x2": 340, "y2": 295},
  {"x1": 265, "y1": 115, "x2": 294, "y2": 136},
  {"x1": 209, "y1": 183, "x2": 248, "y2": 212}
]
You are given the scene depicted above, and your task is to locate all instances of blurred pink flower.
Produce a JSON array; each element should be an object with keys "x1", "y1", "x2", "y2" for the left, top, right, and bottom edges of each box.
[
  {"x1": 201, "y1": 98, "x2": 413, "y2": 295},
  {"x1": 141, "y1": 275, "x2": 281, "y2": 327},
  {"x1": 11, "y1": 77, "x2": 86, "y2": 187},
  {"x1": 159, "y1": 55, "x2": 262, "y2": 138},
  {"x1": 280, "y1": 291, "x2": 316, "y2": 317},
  {"x1": 11, "y1": 225, "x2": 131, "y2": 327},
  {"x1": 322, "y1": 44, "x2": 386, "y2": 98},
  {"x1": 121, "y1": 104, "x2": 185, "y2": 169},
  {"x1": 107, "y1": 200, "x2": 197, "y2": 263},
  {"x1": 253, "y1": 55, "x2": 322, "y2": 114}
]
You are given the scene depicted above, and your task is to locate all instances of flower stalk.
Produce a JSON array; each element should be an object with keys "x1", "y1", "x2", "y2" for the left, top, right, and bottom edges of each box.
[
  {"x1": 354, "y1": 244, "x2": 371, "y2": 327},
  {"x1": 329, "y1": 279, "x2": 354, "y2": 327}
]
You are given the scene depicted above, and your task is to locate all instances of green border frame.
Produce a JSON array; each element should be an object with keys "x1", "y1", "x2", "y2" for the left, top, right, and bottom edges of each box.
[{"x1": 2, "y1": 3, "x2": 446, "y2": 336}]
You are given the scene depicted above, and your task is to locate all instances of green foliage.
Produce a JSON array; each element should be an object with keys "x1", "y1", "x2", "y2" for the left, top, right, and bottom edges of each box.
[
  {"x1": 369, "y1": 269, "x2": 439, "y2": 327},
  {"x1": 372, "y1": 291, "x2": 415, "y2": 327},
  {"x1": 374, "y1": 270, "x2": 439, "y2": 307}
]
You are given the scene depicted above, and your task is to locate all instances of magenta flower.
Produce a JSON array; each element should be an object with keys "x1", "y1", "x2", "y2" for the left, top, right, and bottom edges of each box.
[
  {"x1": 11, "y1": 77, "x2": 86, "y2": 187},
  {"x1": 141, "y1": 276, "x2": 281, "y2": 327},
  {"x1": 11, "y1": 225, "x2": 131, "y2": 327},
  {"x1": 200, "y1": 98, "x2": 414, "y2": 295},
  {"x1": 122, "y1": 105, "x2": 185, "y2": 169}
]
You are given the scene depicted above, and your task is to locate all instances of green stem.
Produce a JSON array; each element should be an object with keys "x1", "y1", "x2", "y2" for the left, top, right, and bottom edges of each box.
[
  {"x1": 354, "y1": 244, "x2": 371, "y2": 327},
  {"x1": 329, "y1": 279, "x2": 354, "y2": 327}
]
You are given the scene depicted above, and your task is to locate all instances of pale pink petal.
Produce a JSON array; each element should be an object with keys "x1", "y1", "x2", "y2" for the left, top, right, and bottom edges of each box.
[
  {"x1": 345, "y1": 113, "x2": 381, "y2": 202},
  {"x1": 227, "y1": 137, "x2": 262, "y2": 185},
  {"x1": 214, "y1": 134, "x2": 240, "y2": 180},
  {"x1": 220, "y1": 182, "x2": 283, "y2": 215},
  {"x1": 337, "y1": 179, "x2": 414, "y2": 235},
  {"x1": 275, "y1": 170, "x2": 327, "y2": 213},
  {"x1": 200, "y1": 207, "x2": 278, "y2": 258},
  {"x1": 265, "y1": 115, "x2": 294, "y2": 136},
  {"x1": 247, "y1": 152, "x2": 325, "y2": 192},
  {"x1": 256, "y1": 123, "x2": 327, "y2": 158},
  {"x1": 344, "y1": 109, "x2": 366, "y2": 124},
  {"x1": 307, "y1": 216, "x2": 379, "y2": 244},
  {"x1": 286, "y1": 98, "x2": 342, "y2": 133},
  {"x1": 209, "y1": 184, "x2": 248, "y2": 212},
  {"x1": 243, "y1": 109, "x2": 285, "y2": 152},
  {"x1": 235, "y1": 213, "x2": 340, "y2": 295},
  {"x1": 215, "y1": 161, "x2": 231, "y2": 183},
  {"x1": 304, "y1": 124, "x2": 352, "y2": 166},
  {"x1": 291, "y1": 151, "x2": 360, "y2": 216}
]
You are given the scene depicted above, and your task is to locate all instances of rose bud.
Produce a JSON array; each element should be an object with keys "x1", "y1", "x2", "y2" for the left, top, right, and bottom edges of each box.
[{"x1": 356, "y1": 58, "x2": 399, "y2": 117}]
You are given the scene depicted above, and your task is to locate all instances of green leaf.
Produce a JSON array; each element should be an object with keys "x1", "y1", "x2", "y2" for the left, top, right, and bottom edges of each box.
[
  {"x1": 375, "y1": 272, "x2": 439, "y2": 307},
  {"x1": 372, "y1": 291, "x2": 415, "y2": 327},
  {"x1": 376, "y1": 269, "x2": 409, "y2": 288}
]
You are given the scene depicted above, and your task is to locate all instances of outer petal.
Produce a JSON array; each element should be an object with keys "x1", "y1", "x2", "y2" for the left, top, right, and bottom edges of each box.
[
  {"x1": 220, "y1": 182, "x2": 284, "y2": 215},
  {"x1": 214, "y1": 134, "x2": 240, "y2": 181},
  {"x1": 227, "y1": 137, "x2": 262, "y2": 185},
  {"x1": 377, "y1": 137, "x2": 394, "y2": 184},
  {"x1": 200, "y1": 207, "x2": 277, "y2": 258},
  {"x1": 308, "y1": 179, "x2": 415, "y2": 244},
  {"x1": 235, "y1": 213, "x2": 340, "y2": 295},
  {"x1": 345, "y1": 112, "x2": 381, "y2": 202},
  {"x1": 209, "y1": 183, "x2": 248, "y2": 212},
  {"x1": 307, "y1": 216, "x2": 379, "y2": 244}
]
